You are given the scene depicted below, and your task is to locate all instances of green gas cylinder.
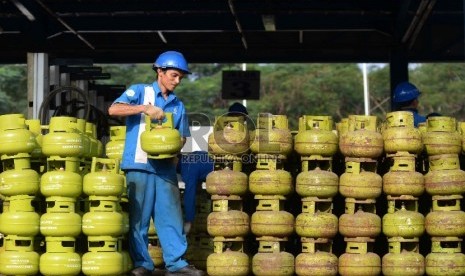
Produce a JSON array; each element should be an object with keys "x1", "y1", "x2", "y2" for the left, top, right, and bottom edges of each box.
[
  {"x1": 26, "y1": 119, "x2": 44, "y2": 159},
  {"x1": 295, "y1": 198, "x2": 338, "y2": 239},
  {"x1": 339, "y1": 161, "x2": 382, "y2": 199},
  {"x1": 208, "y1": 116, "x2": 250, "y2": 156},
  {"x1": 382, "y1": 237, "x2": 424, "y2": 276},
  {"x1": 39, "y1": 237, "x2": 81, "y2": 276},
  {"x1": 294, "y1": 115, "x2": 338, "y2": 157},
  {"x1": 85, "y1": 121, "x2": 100, "y2": 158},
  {"x1": 140, "y1": 113, "x2": 182, "y2": 159},
  {"x1": 338, "y1": 239, "x2": 381, "y2": 276},
  {"x1": 425, "y1": 154, "x2": 465, "y2": 195},
  {"x1": 249, "y1": 158, "x2": 293, "y2": 196},
  {"x1": 426, "y1": 237, "x2": 465, "y2": 276},
  {"x1": 423, "y1": 116, "x2": 462, "y2": 155},
  {"x1": 382, "y1": 201, "x2": 425, "y2": 238},
  {"x1": 207, "y1": 249, "x2": 250, "y2": 276},
  {"x1": 295, "y1": 238, "x2": 338, "y2": 276},
  {"x1": 83, "y1": 157, "x2": 125, "y2": 197},
  {"x1": 425, "y1": 195, "x2": 465, "y2": 237},
  {"x1": 40, "y1": 197, "x2": 82, "y2": 237},
  {"x1": 82, "y1": 250, "x2": 123, "y2": 276},
  {"x1": 250, "y1": 114, "x2": 293, "y2": 156},
  {"x1": 339, "y1": 115, "x2": 383, "y2": 158},
  {"x1": 82, "y1": 196, "x2": 124, "y2": 237},
  {"x1": 206, "y1": 167, "x2": 248, "y2": 196},
  {"x1": 105, "y1": 126, "x2": 126, "y2": 160},
  {"x1": 0, "y1": 195, "x2": 40, "y2": 236},
  {"x1": 339, "y1": 204, "x2": 381, "y2": 238},
  {"x1": 0, "y1": 235, "x2": 39, "y2": 276},
  {"x1": 252, "y1": 239, "x2": 295, "y2": 276},
  {"x1": 296, "y1": 166, "x2": 339, "y2": 198},
  {"x1": 0, "y1": 157, "x2": 40, "y2": 196},
  {"x1": 207, "y1": 198, "x2": 249, "y2": 237},
  {"x1": 251, "y1": 197, "x2": 295, "y2": 238},
  {"x1": 40, "y1": 165, "x2": 82, "y2": 198},
  {"x1": 383, "y1": 155, "x2": 424, "y2": 197},
  {"x1": 0, "y1": 113, "x2": 36, "y2": 155},
  {"x1": 42, "y1": 116, "x2": 84, "y2": 157},
  {"x1": 382, "y1": 111, "x2": 423, "y2": 154}
]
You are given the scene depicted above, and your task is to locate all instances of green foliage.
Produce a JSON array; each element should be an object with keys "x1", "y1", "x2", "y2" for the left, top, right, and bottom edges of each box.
[{"x1": 0, "y1": 65, "x2": 28, "y2": 115}]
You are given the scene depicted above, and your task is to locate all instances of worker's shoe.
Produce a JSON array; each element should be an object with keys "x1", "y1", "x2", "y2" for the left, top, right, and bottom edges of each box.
[
  {"x1": 130, "y1": 266, "x2": 151, "y2": 276},
  {"x1": 152, "y1": 267, "x2": 167, "y2": 276},
  {"x1": 165, "y1": 265, "x2": 206, "y2": 276}
]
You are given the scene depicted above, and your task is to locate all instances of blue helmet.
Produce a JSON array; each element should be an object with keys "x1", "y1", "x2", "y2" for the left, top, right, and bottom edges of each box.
[
  {"x1": 393, "y1": 81, "x2": 421, "y2": 103},
  {"x1": 153, "y1": 51, "x2": 190, "y2": 74}
]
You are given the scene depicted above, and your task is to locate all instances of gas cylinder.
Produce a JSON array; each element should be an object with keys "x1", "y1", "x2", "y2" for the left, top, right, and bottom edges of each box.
[
  {"x1": 295, "y1": 199, "x2": 338, "y2": 239},
  {"x1": 149, "y1": 239, "x2": 164, "y2": 267},
  {"x1": 0, "y1": 161, "x2": 40, "y2": 196},
  {"x1": 83, "y1": 157, "x2": 125, "y2": 197},
  {"x1": 208, "y1": 116, "x2": 250, "y2": 156},
  {"x1": 25, "y1": 119, "x2": 44, "y2": 159},
  {"x1": 206, "y1": 168, "x2": 248, "y2": 196},
  {"x1": 207, "y1": 249, "x2": 250, "y2": 276},
  {"x1": 383, "y1": 155, "x2": 424, "y2": 196},
  {"x1": 251, "y1": 210, "x2": 294, "y2": 237},
  {"x1": 0, "y1": 196, "x2": 40, "y2": 236},
  {"x1": 296, "y1": 166, "x2": 339, "y2": 198},
  {"x1": 0, "y1": 236, "x2": 39, "y2": 276},
  {"x1": 339, "y1": 115, "x2": 383, "y2": 158},
  {"x1": 105, "y1": 126, "x2": 126, "y2": 160},
  {"x1": 295, "y1": 251, "x2": 338, "y2": 276},
  {"x1": 250, "y1": 114, "x2": 293, "y2": 156},
  {"x1": 382, "y1": 111, "x2": 423, "y2": 154},
  {"x1": 42, "y1": 116, "x2": 84, "y2": 157},
  {"x1": 252, "y1": 240, "x2": 295, "y2": 276},
  {"x1": 249, "y1": 167, "x2": 293, "y2": 196},
  {"x1": 382, "y1": 201, "x2": 425, "y2": 238},
  {"x1": 426, "y1": 237, "x2": 465, "y2": 276},
  {"x1": 141, "y1": 113, "x2": 182, "y2": 159},
  {"x1": 338, "y1": 240, "x2": 381, "y2": 276},
  {"x1": 294, "y1": 115, "x2": 338, "y2": 157},
  {"x1": 423, "y1": 116, "x2": 462, "y2": 155},
  {"x1": 85, "y1": 122, "x2": 100, "y2": 158},
  {"x1": 75, "y1": 118, "x2": 91, "y2": 159},
  {"x1": 82, "y1": 197, "x2": 124, "y2": 237},
  {"x1": 339, "y1": 161, "x2": 382, "y2": 199},
  {"x1": 424, "y1": 154, "x2": 465, "y2": 195},
  {"x1": 39, "y1": 237, "x2": 81, "y2": 276},
  {"x1": 40, "y1": 197, "x2": 81, "y2": 237},
  {"x1": 81, "y1": 251, "x2": 123, "y2": 276},
  {"x1": 336, "y1": 118, "x2": 349, "y2": 137},
  {"x1": 40, "y1": 166, "x2": 82, "y2": 198},
  {"x1": 425, "y1": 195, "x2": 465, "y2": 237},
  {"x1": 0, "y1": 113, "x2": 36, "y2": 155},
  {"x1": 382, "y1": 237, "x2": 424, "y2": 276},
  {"x1": 207, "y1": 209, "x2": 250, "y2": 237},
  {"x1": 339, "y1": 205, "x2": 381, "y2": 238}
]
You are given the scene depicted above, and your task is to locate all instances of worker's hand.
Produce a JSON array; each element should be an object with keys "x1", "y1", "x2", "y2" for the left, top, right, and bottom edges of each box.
[
  {"x1": 183, "y1": 222, "x2": 192, "y2": 235},
  {"x1": 144, "y1": 104, "x2": 165, "y2": 121}
]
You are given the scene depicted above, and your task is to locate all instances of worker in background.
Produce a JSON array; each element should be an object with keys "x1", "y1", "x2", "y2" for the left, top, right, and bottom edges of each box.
[
  {"x1": 178, "y1": 102, "x2": 249, "y2": 234},
  {"x1": 108, "y1": 51, "x2": 205, "y2": 276},
  {"x1": 393, "y1": 81, "x2": 426, "y2": 127}
]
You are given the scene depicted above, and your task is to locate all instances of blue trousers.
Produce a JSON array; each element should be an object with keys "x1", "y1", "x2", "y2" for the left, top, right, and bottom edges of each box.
[{"x1": 125, "y1": 170, "x2": 188, "y2": 272}]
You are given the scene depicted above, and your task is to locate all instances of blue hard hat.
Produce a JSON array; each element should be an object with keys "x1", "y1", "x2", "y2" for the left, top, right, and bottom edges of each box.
[
  {"x1": 393, "y1": 81, "x2": 421, "y2": 103},
  {"x1": 153, "y1": 51, "x2": 191, "y2": 74},
  {"x1": 228, "y1": 102, "x2": 248, "y2": 115}
]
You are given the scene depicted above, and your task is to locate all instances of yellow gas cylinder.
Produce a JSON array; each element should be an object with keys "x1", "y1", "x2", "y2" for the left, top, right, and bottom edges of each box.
[
  {"x1": 425, "y1": 195, "x2": 465, "y2": 237},
  {"x1": 295, "y1": 198, "x2": 338, "y2": 239},
  {"x1": 382, "y1": 237, "x2": 424, "y2": 276},
  {"x1": 460, "y1": 121, "x2": 465, "y2": 154},
  {"x1": 39, "y1": 236, "x2": 81, "y2": 276},
  {"x1": 76, "y1": 118, "x2": 91, "y2": 159},
  {"x1": 251, "y1": 196, "x2": 294, "y2": 238},
  {"x1": 424, "y1": 154, "x2": 465, "y2": 195},
  {"x1": 42, "y1": 116, "x2": 84, "y2": 157},
  {"x1": 423, "y1": 116, "x2": 462, "y2": 155},
  {"x1": 140, "y1": 113, "x2": 182, "y2": 159},
  {"x1": 83, "y1": 157, "x2": 125, "y2": 197},
  {"x1": 382, "y1": 198, "x2": 425, "y2": 238},
  {"x1": 295, "y1": 238, "x2": 338, "y2": 276},
  {"x1": 339, "y1": 115, "x2": 383, "y2": 158},
  {"x1": 339, "y1": 161, "x2": 382, "y2": 199},
  {"x1": 296, "y1": 160, "x2": 339, "y2": 198},
  {"x1": 207, "y1": 196, "x2": 250, "y2": 237},
  {"x1": 383, "y1": 155, "x2": 424, "y2": 196},
  {"x1": 426, "y1": 237, "x2": 465, "y2": 276},
  {"x1": 0, "y1": 195, "x2": 40, "y2": 236},
  {"x1": 338, "y1": 238, "x2": 381, "y2": 276},
  {"x1": 252, "y1": 239, "x2": 295, "y2": 276},
  {"x1": 206, "y1": 167, "x2": 248, "y2": 196},
  {"x1": 0, "y1": 113, "x2": 36, "y2": 155},
  {"x1": 105, "y1": 126, "x2": 126, "y2": 160},
  {"x1": 149, "y1": 238, "x2": 164, "y2": 267},
  {"x1": 25, "y1": 119, "x2": 44, "y2": 159},
  {"x1": 40, "y1": 158, "x2": 82, "y2": 198},
  {"x1": 85, "y1": 122, "x2": 100, "y2": 158},
  {"x1": 40, "y1": 196, "x2": 81, "y2": 237},
  {"x1": 0, "y1": 154, "x2": 40, "y2": 196},
  {"x1": 339, "y1": 200, "x2": 381, "y2": 238},
  {"x1": 250, "y1": 114, "x2": 293, "y2": 156},
  {"x1": 0, "y1": 235, "x2": 39, "y2": 276},
  {"x1": 249, "y1": 155, "x2": 293, "y2": 196},
  {"x1": 82, "y1": 196, "x2": 124, "y2": 237},
  {"x1": 294, "y1": 115, "x2": 338, "y2": 157},
  {"x1": 121, "y1": 249, "x2": 133, "y2": 274},
  {"x1": 382, "y1": 111, "x2": 423, "y2": 155},
  {"x1": 208, "y1": 115, "x2": 250, "y2": 156},
  {"x1": 206, "y1": 237, "x2": 250, "y2": 276},
  {"x1": 81, "y1": 237, "x2": 123, "y2": 276}
]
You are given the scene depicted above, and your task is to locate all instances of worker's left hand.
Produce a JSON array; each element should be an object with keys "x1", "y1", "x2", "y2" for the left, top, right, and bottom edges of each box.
[{"x1": 183, "y1": 222, "x2": 192, "y2": 235}]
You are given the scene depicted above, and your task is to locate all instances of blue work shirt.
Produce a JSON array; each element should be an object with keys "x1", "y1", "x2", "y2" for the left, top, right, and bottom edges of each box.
[
  {"x1": 112, "y1": 82, "x2": 190, "y2": 174},
  {"x1": 178, "y1": 151, "x2": 214, "y2": 222}
]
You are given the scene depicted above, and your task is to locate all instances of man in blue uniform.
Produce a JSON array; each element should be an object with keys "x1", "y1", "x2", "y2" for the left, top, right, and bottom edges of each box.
[
  {"x1": 108, "y1": 51, "x2": 205, "y2": 276},
  {"x1": 393, "y1": 81, "x2": 426, "y2": 127}
]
